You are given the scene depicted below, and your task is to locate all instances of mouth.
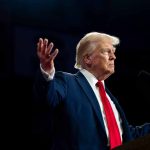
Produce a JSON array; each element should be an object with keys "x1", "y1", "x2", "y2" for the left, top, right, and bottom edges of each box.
[{"x1": 109, "y1": 64, "x2": 114, "y2": 67}]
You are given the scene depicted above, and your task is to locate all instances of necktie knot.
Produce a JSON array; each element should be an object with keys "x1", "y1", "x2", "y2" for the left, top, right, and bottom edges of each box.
[{"x1": 96, "y1": 80, "x2": 103, "y2": 88}]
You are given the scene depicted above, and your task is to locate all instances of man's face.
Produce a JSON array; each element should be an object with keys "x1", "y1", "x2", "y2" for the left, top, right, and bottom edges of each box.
[{"x1": 86, "y1": 39, "x2": 116, "y2": 79}]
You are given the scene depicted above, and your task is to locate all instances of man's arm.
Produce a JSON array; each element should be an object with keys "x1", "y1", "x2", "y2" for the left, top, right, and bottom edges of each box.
[{"x1": 33, "y1": 38, "x2": 59, "y2": 105}]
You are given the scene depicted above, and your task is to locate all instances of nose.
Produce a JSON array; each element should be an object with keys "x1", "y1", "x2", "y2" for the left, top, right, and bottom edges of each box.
[{"x1": 110, "y1": 52, "x2": 116, "y2": 60}]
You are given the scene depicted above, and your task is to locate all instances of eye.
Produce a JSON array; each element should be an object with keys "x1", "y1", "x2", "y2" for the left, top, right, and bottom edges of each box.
[
  {"x1": 101, "y1": 47, "x2": 116, "y2": 54},
  {"x1": 101, "y1": 48, "x2": 110, "y2": 54}
]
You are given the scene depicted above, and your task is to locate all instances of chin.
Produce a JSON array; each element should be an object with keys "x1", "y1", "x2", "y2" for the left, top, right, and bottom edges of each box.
[
  {"x1": 104, "y1": 70, "x2": 114, "y2": 78},
  {"x1": 108, "y1": 69, "x2": 115, "y2": 75},
  {"x1": 110, "y1": 67, "x2": 115, "y2": 73},
  {"x1": 112, "y1": 69, "x2": 115, "y2": 73}
]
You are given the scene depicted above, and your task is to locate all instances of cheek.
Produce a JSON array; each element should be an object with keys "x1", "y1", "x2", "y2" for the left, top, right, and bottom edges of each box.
[
  {"x1": 91, "y1": 54, "x2": 108, "y2": 68},
  {"x1": 97, "y1": 57, "x2": 107, "y2": 64},
  {"x1": 92, "y1": 58, "x2": 106, "y2": 68}
]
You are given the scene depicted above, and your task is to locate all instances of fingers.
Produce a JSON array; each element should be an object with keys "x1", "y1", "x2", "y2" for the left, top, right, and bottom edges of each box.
[
  {"x1": 41, "y1": 38, "x2": 48, "y2": 56},
  {"x1": 47, "y1": 42, "x2": 54, "y2": 56},
  {"x1": 37, "y1": 38, "x2": 43, "y2": 53},
  {"x1": 50, "y1": 48, "x2": 59, "y2": 60},
  {"x1": 38, "y1": 38, "x2": 54, "y2": 54},
  {"x1": 37, "y1": 37, "x2": 59, "y2": 61}
]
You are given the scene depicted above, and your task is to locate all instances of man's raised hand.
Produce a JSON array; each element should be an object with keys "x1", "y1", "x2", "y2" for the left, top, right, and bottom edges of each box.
[{"x1": 37, "y1": 38, "x2": 59, "y2": 74}]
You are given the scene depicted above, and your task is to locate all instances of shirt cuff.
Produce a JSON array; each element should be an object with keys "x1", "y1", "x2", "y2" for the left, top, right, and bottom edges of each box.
[{"x1": 40, "y1": 64, "x2": 55, "y2": 81}]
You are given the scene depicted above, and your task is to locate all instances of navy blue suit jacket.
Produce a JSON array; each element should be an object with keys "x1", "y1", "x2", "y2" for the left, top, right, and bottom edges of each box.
[{"x1": 33, "y1": 70, "x2": 150, "y2": 150}]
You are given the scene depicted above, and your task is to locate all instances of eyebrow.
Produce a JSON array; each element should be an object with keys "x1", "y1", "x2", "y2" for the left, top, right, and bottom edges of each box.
[{"x1": 101, "y1": 47, "x2": 116, "y2": 52}]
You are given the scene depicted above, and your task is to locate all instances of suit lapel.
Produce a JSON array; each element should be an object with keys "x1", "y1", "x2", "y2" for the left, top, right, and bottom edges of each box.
[{"x1": 75, "y1": 71, "x2": 106, "y2": 132}]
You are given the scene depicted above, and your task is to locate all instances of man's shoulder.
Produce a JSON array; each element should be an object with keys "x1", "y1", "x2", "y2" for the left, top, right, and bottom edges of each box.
[
  {"x1": 55, "y1": 71, "x2": 79, "y2": 78},
  {"x1": 56, "y1": 71, "x2": 75, "y2": 76},
  {"x1": 55, "y1": 71, "x2": 83, "y2": 81}
]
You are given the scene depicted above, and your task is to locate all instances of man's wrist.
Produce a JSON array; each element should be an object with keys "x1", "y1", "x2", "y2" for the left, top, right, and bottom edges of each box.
[{"x1": 40, "y1": 64, "x2": 55, "y2": 81}]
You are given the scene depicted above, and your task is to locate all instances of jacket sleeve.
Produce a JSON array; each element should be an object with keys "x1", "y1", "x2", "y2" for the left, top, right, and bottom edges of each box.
[
  {"x1": 129, "y1": 123, "x2": 150, "y2": 139},
  {"x1": 33, "y1": 69, "x2": 50, "y2": 107},
  {"x1": 32, "y1": 69, "x2": 55, "y2": 150},
  {"x1": 33, "y1": 69, "x2": 67, "y2": 108}
]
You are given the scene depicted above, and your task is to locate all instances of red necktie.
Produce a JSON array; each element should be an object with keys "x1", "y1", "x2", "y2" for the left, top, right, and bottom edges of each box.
[{"x1": 96, "y1": 80, "x2": 122, "y2": 150}]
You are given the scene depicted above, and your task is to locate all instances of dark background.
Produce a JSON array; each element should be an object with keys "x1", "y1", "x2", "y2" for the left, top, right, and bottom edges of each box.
[{"x1": 0, "y1": 0, "x2": 150, "y2": 149}]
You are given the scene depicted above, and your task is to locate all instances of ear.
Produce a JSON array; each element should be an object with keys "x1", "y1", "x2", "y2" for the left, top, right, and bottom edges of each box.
[{"x1": 83, "y1": 54, "x2": 92, "y2": 65}]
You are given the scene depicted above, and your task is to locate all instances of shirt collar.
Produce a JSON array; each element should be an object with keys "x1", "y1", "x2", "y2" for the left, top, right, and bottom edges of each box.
[{"x1": 80, "y1": 69, "x2": 105, "y2": 87}]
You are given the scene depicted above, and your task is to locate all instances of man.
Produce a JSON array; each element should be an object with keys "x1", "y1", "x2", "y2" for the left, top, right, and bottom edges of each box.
[{"x1": 33, "y1": 32, "x2": 150, "y2": 150}]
